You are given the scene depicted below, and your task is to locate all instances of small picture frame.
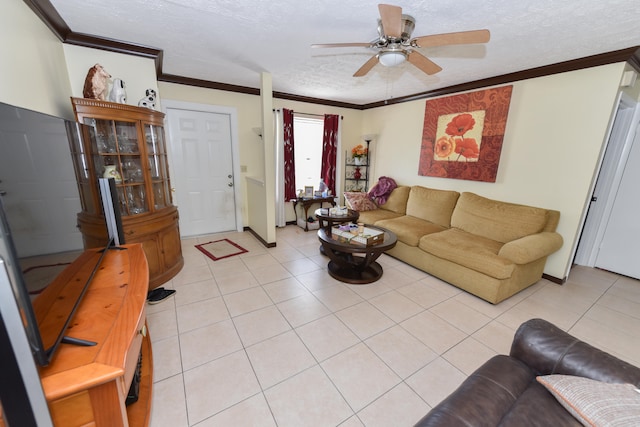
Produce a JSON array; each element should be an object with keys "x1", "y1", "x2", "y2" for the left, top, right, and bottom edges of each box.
[
  {"x1": 304, "y1": 186, "x2": 314, "y2": 198},
  {"x1": 314, "y1": 190, "x2": 323, "y2": 198}
]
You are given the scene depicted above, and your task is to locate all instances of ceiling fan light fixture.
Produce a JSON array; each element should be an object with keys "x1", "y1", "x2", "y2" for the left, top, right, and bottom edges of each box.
[{"x1": 379, "y1": 51, "x2": 406, "y2": 67}]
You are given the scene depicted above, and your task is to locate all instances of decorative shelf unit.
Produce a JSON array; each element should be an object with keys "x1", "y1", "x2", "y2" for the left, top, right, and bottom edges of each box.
[
  {"x1": 344, "y1": 151, "x2": 370, "y2": 192},
  {"x1": 70, "y1": 97, "x2": 183, "y2": 289}
]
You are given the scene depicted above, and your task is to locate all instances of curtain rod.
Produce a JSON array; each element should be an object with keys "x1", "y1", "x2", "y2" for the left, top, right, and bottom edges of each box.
[{"x1": 272, "y1": 109, "x2": 342, "y2": 119}]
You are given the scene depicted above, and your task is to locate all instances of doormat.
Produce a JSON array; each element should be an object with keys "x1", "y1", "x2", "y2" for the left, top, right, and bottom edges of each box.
[
  {"x1": 195, "y1": 239, "x2": 248, "y2": 261},
  {"x1": 23, "y1": 262, "x2": 71, "y2": 295}
]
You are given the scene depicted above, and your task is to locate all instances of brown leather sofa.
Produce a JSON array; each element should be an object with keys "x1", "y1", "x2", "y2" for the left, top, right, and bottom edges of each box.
[{"x1": 415, "y1": 318, "x2": 640, "y2": 426}]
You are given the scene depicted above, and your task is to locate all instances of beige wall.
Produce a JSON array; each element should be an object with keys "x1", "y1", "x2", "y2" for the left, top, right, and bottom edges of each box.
[
  {"x1": 159, "y1": 81, "x2": 365, "y2": 225},
  {"x1": 362, "y1": 63, "x2": 627, "y2": 279},
  {"x1": 63, "y1": 45, "x2": 159, "y2": 107},
  {"x1": 0, "y1": 1, "x2": 73, "y2": 118}
]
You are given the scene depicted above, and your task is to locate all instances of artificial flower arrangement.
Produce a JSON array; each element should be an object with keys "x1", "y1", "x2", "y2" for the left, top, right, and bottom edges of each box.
[{"x1": 351, "y1": 144, "x2": 368, "y2": 158}]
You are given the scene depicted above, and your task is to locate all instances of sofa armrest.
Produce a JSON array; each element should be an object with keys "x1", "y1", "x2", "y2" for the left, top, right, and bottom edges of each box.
[
  {"x1": 498, "y1": 232, "x2": 563, "y2": 264},
  {"x1": 510, "y1": 319, "x2": 640, "y2": 385}
]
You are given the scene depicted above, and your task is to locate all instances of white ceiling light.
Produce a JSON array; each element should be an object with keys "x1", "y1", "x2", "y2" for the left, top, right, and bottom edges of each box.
[{"x1": 378, "y1": 51, "x2": 406, "y2": 67}]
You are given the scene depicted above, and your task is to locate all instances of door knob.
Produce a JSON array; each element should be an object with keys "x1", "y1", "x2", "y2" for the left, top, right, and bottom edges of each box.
[{"x1": 228, "y1": 182, "x2": 233, "y2": 187}]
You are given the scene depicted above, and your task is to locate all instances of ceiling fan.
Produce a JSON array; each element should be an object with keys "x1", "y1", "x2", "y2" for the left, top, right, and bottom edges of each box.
[{"x1": 312, "y1": 4, "x2": 490, "y2": 77}]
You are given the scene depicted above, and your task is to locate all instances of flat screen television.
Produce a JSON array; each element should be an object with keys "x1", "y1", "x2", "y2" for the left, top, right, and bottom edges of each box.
[{"x1": 0, "y1": 102, "x2": 123, "y2": 368}]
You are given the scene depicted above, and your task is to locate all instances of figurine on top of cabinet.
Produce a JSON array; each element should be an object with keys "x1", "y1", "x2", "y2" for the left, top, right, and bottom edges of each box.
[
  {"x1": 82, "y1": 63, "x2": 111, "y2": 100},
  {"x1": 108, "y1": 78, "x2": 127, "y2": 104},
  {"x1": 138, "y1": 89, "x2": 157, "y2": 110}
]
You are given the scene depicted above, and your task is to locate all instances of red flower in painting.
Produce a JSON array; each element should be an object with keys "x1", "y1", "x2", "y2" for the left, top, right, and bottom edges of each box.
[
  {"x1": 434, "y1": 136, "x2": 455, "y2": 158},
  {"x1": 446, "y1": 113, "x2": 476, "y2": 136},
  {"x1": 455, "y1": 138, "x2": 480, "y2": 159}
]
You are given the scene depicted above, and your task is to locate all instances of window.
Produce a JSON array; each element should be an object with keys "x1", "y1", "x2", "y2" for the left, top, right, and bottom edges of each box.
[{"x1": 293, "y1": 116, "x2": 323, "y2": 191}]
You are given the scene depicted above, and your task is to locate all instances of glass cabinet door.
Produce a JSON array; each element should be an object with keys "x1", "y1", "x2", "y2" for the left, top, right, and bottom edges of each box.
[
  {"x1": 66, "y1": 122, "x2": 97, "y2": 214},
  {"x1": 84, "y1": 118, "x2": 148, "y2": 216},
  {"x1": 145, "y1": 124, "x2": 172, "y2": 210}
]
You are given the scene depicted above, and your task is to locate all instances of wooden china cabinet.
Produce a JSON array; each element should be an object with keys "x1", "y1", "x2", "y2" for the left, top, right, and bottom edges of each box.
[{"x1": 69, "y1": 97, "x2": 183, "y2": 289}]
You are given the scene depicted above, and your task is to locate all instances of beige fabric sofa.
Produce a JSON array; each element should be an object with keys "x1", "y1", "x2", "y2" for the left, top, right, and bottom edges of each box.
[{"x1": 355, "y1": 185, "x2": 563, "y2": 304}]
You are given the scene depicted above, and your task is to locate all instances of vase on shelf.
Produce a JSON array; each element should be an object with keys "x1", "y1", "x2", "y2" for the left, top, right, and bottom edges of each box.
[
  {"x1": 353, "y1": 166, "x2": 362, "y2": 180},
  {"x1": 354, "y1": 156, "x2": 363, "y2": 166},
  {"x1": 103, "y1": 165, "x2": 122, "y2": 183}
]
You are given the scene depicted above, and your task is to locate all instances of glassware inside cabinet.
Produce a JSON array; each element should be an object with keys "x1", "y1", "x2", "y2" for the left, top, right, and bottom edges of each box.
[
  {"x1": 121, "y1": 156, "x2": 143, "y2": 183},
  {"x1": 84, "y1": 118, "x2": 115, "y2": 153},
  {"x1": 145, "y1": 124, "x2": 165, "y2": 154},
  {"x1": 148, "y1": 154, "x2": 166, "y2": 180},
  {"x1": 153, "y1": 182, "x2": 167, "y2": 209},
  {"x1": 125, "y1": 185, "x2": 147, "y2": 214},
  {"x1": 116, "y1": 186, "x2": 127, "y2": 216}
]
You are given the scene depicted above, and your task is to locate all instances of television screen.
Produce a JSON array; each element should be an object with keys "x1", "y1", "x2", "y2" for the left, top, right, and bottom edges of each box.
[
  {"x1": 0, "y1": 196, "x2": 48, "y2": 365},
  {"x1": 0, "y1": 102, "x2": 119, "y2": 367}
]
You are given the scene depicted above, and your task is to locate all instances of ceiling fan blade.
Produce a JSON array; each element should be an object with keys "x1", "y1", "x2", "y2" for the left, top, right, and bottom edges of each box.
[
  {"x1": 311, "y1": 42, "x2": 372, "y2": 48},
  {"x1": 407, "y1": 51, "x2": 442, "y2": 75},
  {"x1": 411, "y1": 29, "x2": 490, "y2": 48},
  {"x1": 378, "y1": 4, "x2": 402, "y2": 38},
  {"x1": 353, "y1": 55, "x2": 380, "y2": 77}
]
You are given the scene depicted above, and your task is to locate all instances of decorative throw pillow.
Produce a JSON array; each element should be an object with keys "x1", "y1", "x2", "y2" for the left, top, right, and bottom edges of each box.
[
  {"x1": 537, "y1": 375, "x2": 640, "y2": 427},
  {"x1": 343, "y1": 192, "x2": 378, "y2": 211}
]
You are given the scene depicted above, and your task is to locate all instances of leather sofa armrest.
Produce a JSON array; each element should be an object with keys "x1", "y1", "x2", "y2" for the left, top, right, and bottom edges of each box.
[
  {"x1": 498, "y1": 232, "x2": 563, "y2": 264},
  {"x1": 510, "y1": 319, "x2": 640, "y2": 385}
]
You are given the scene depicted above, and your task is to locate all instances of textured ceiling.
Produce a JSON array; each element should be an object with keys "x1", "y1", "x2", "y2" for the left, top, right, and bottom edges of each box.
[{"x1": 49, "y1": 0, "x2": 640, "y2": 105}]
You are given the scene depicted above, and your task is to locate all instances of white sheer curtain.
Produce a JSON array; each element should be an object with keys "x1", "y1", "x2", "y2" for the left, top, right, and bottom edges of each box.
[{"x1": 274, "y1": 110, "x2": 286, "y2": 227}]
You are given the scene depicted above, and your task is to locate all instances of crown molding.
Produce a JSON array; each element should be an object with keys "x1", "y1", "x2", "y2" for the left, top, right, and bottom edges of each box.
[
  {"x1": 23, "y1": 0, "x2": 69, "y2": 40},
  {"x1": 159, "y1": 74, "x2": 259, "y2": 96},
  {"x1": 361, "y1": 46, "x2": 640, "y2": 109},
  {"x1": 25, "y1": 0, "x2": 640, "y2": 110}
]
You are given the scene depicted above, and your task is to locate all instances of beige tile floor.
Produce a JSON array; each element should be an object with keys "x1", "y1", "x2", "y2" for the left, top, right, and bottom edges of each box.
[{"x1": 146, "y1": 225, "x2": 640, "y2": 427}]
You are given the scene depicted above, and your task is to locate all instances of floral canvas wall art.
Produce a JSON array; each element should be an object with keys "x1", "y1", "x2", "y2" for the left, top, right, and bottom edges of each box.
[{"x1": 419, "y1": 85, "x2": 513, "y2": 182}]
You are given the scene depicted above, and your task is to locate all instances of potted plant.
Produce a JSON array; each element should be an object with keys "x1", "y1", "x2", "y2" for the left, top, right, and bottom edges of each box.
[{"x1": 351, "y1": 144, "x2": 368, "y2": 165}]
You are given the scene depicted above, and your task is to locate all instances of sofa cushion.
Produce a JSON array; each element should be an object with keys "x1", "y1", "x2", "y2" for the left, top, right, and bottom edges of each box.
[
  {"x1": 379, "y1": 185, "x2": 410, "y2": 214},
  {"x1": 376, "y1": 216, "x2": 446, "y2": 247},
  {"x1": 498, "y1": 382, "x2": 582, "y2": 426},
  {"x1": 405, "y1": 186, "x2": 460, "y2": 228},
  {"x1": 451, "y1": 192, "x2": 550, "y2": 243},
  {"x1": 416, "y1": 355, "x2": 537, "y2": 427},
  {"x1": 356, "y1": 209, "x2": 403, "y2": 225},
  {"x1": 344, "y1": 192, "x2": 378, "y2": 211},
  {"x1": 419, "y1": 228, "x2": 515, "y2": 279},
  {"x1": 537, "y1": 375, "x2": 640, "y2": 427}
]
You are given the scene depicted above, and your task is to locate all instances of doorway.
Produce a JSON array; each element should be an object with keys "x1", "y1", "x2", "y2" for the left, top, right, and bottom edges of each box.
[
  {"x1": 574, "y1": 93, "x2": 640, "y2": 279},
  {"x1": 163, "y1": 101, "x2": 242, "y2": 237},
  {"x1": 593, "y1": 124, "x2": 640, "y2": 278}
]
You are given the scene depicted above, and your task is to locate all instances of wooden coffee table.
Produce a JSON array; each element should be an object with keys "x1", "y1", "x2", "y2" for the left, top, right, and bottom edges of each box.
[
  {"x1": 317, "y1": 225, "x2": 397, "y2": 284},
  {"x1": 314, "y1": 208, "x2": 359, "y2": 229}
]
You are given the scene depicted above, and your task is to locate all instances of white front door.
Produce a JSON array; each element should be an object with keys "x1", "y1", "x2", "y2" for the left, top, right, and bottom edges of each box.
[
  {"x1": 165, "y1": 104, "x2": 240, "y2": 237},
  {"x1": 595, "y1": 125, "x2": 640, "y2": 279},
  {"x1": 0, "y1": 103, "x2": 83, "y2": 257}
]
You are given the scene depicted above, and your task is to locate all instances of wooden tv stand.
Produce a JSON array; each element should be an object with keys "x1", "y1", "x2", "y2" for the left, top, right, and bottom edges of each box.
[{"x1": 33, "y1": 244, "x2": 152, "y2": 427}]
